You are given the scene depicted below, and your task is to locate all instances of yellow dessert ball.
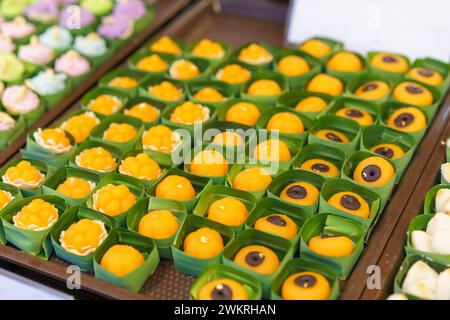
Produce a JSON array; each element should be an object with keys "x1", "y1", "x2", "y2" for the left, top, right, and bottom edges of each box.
[
  {"x1": 56, "y1": 177, "x2": 94, "y2": 199},
  {"x1": 76, "y1": 147, "x2": 116, "y2": 172},
  {"x1": 4, "y1": 160, "x2": 43, "y2": 189},
  {"x1": 216, "y1": 64, "x2": 251, "y2": 84},
  {"x1": 0, "y1": 189, "x2": 12, "y2": 209},
  {"x1": 100, "y1": 244, "x2": 145, "y2": 277},
  {"x1": 233, "y1": 167, "x2": 272, "y2": 192},
  {"x1": 142, "y1": 125, "x2": 181, "y2": 153},
  {"x1": 281, "y1": 271, "x2": 331, "y2": 300},
  {"x1": 60, "y1": 112, "x2": 99, "y2": 144},
  {"x1": 103, "y1": 123, "x2": 138, "y2": 143},
  {"x1": 93, "y1": 184, "x2": 137, "y2": 217},
  {"x1": 149, "y1": 36, "x2": 182, "y2": 56},
  {"x1": 254, "y1": 214, "x2": 298, "y2": 239},
  {"x1": 370, "y1": 143, "x2": 405, "y2": 160},
  {"x1": 119, "y1": 153, "x2": 161, "y2": 181},
  {"x1": 136, "y1": 54, "x2": 168, "y2": 73},
  {"x1": 354, "y1": 81, "x2": 390, "y2": 100},
  {"x1": 207, "y1": 197, "x2": 249, "y2": 227},
  {"x1": 253, "y1": 139, "x2": 292, "y2": 162},
  {"x1": 326, "y1": 51, "x2": 363, "y2": 72},
  {"x1": 314, "y1": 129, "x2": 349, "y2": 144},
  {"x1": 212, "y1": 131, "x2": 244, "y2": 146},
  {"x1": 60, "y1": 219, "x2": 107, "y2": 255},
  {"x1": 183, "y1": 227, "x2": 224, "y2": 259},
  {"x1": 299, "y1": 39, "x2": 331, "y2": 58},
  {"x1": 36, "y1": 128, "x2": 71, "y2": 154},
  {"x1": 193, "y1": 87, "x2": 224, "y2": 102},
  {"x1": 277, "y1": 55, "x2": 310, "y2": 77},
  {"x1": 353, "y1": 156, "x2": 395, "y2": 187},
  {"x1": 308, "y1": 235, "x2": 355, "y2": 257},
  {"x1": 155, "y1": 175, "x2": 196, "y2": 201},
  {"x1": 190, "y1": 150, "x2": 229, "y2": 177},
  {"x1": 191, "y1": 39, "x2": 225, "y2": 59},
  {"x1": 295, "y1": 96, "x2": 328, "y2": 113},
  {"x1": 170, "y1": 59, "x2": 200, "y2": 80},
  {"x1": 225, "y1": 102, "x2": 261, "y2": 126},
  {"x1": 280, "y1": 181, "x2": 320, "y2": 206},
  {"x1": 408, "y1": 67, "x2": 444, "y2": 86},
  {"x1": 370, "y1": 53, "x2": 408, "y2": 73},
  {"x1": 87, "y1": 95, "x2": 122, "y2": 116},
  {"x1": 108, "y1": 76, "x2": 138, "y2": 89},
  {"x1": 386, "y1": 107, "x2": 427, "y2": 133},
  {"x1": 392, "y1": 81, "x2": 433, "y2": 106},
  {"x1": 299, "y1": 159, "x2": 340, "y2": 178},
  {"x1": 266, "y1": 112, "x2": 304, "y2": 134},
  {"x1": 234, "y1": 244, "x2": 279, "y2": 275},
  {"x1": 238, "y1": 43, "x2": 273, "y2": 65},
  {"x1": 307, "y1": 74, "x2": 343, "y2": 96},
  {"x1": 335, "y1": 107, "x2": 374, "y2": 126},
  {"x1": 124, "y1": 102, "x2": 160, "y2": 123},
  {"x1": 247, "y1": 79, "x2": 282, "y2": 96},
  {"x1": 170, "y1": 101, "x2": 209, "y2": 125},
  {"x1": 13, "y1": 199, "x2": 58, "y2": 231},
  {"x1": 198, "y1": 278, "x2": 249, "y2": 300},
  {"x1": 328, "y1": 191, "x2": 370, "y2": 218},
  {"x1": 149, "y1": 81, "x2": 183, "y2": 101},
  {"x1": 138, "y1": 210, "x2": 179, "y2": 240}
]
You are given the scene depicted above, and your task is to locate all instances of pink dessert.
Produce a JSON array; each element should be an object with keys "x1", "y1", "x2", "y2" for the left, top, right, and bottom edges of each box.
[
  {"x1": 0, "y1": 34, "x2": 16, "y2": 53},
  {"x1": 54, "y1": 50, "x2": 91, "y2": 77},
  {"x1": 1, "y1": 85, "x2": 40, "y2": 115},
  {"x1": 0, "y1": 16, "x2": 36, "y2": 40},
  {"x1": 18, "y1": 36, "x2": 55, "y2": 65}
]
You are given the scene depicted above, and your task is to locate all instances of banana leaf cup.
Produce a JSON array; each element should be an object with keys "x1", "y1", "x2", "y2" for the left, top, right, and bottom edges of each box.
[
  {"x1": 171, "y1": 214, "x2": 234, "y2": 276},
  {"x1": 161, "y1": 102, "x2": 217, "y2": 134},
  {"x1": 122, "y1": 96, "x2": 166, "y2": 128},
  {"x1": 298, "y1": 36, "x2": 344, "y2": 63},
  {"x1": 168, "y1": 57, "x2": 211, "y2": 84},
  {"x1": 0, "y1": 195, "x2": 67, "y2": 259},
  {"x1": 240, "y1": 71, "x2": 289, "y2": 105},
  {"x1": 190, "y1": 264, "x2": 262, "y2": 300},
  {"x1": 0, "y1": 183, "x2": 22, "y2": 244},
  {"x1": 186, "y1": 40, "x2": 231, "y2": 67},
  {"x1": 423, "y1": 184, "x2": 450, "y2": 214},
  {"x1": 276, "y1": 91, "x2": 334, "y2": 121},
  {"x1": 183, "y1": 146, "x2": 230, "y2": 185},
  {"x1": 406, "y1": 57, "x2": 450, "y2": 96},
  {"x1": 367, "y1": 51, "x2": 410, "y2": 82},
  {"x1": 210, "y1": 59, "x2": 256, "y2": 94},
  {"x1": 80, "y1": 87, "x2": 129, "y2": 118},
  {"x1": 0, "y1": 114, "x2": 26, "y2": 151},
  {"x1": 128, "y1": 50, "x2": 174, "y2": 77},
  {"x1": 324, "y1": 96, "x2": 381, "y2": 126},
  {"x1": 271, "y1": 258, "x2": 340, "y2": 300},
  {"x1": 216, "y1": 98, "x2": 271, "y2": 125},
  {"x1": 93, "y1": 228, "x2": 160, "y2": 293},
  {"x1": 299, "y1": 213, "x2": 365, "y2": 279},
  {"x1": 98, "y1": 67, "x2": 147, "y2": 97},
  {"x1": 187, "y1": 80, "x2": 234, "y2": 109},
  {"x1": 127, "y1": 197, "x2": 187, "y2": 259},
  {"x1": 231, "y1": 42, "x2": 277, "y2": 71},
  {"x1": 138, "y1": 75, "x2": 186, "y2": 107},
  {"x1": 345, "y1": 72, "x2": 393, "y2": 105},
  {"x1": 325, "y1": 50, "x2": 367, "y2": 82},
  {"x1": 222, "y1": 229, "x2": 294, "y2": 298}
]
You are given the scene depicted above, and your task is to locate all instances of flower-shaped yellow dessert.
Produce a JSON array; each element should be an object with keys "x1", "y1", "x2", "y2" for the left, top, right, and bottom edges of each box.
[
  {"x1": 13, "y1": 199, "x2": 58, "y2": 231},
  {"x1": 233, "y1": 167, "x2": 272, "y2": 192},
  {"x1": 266, "y1": 112, "x2": 304, "y2": 134},
  {"x1": 87, "y1": 94, "x2": 122, "y2": 116},
  {"x1": 124, "y1": 102, "x2": 160, "y2": 123},
  {"x1": 238, "y1": 43, "x2": 273, "y2": 65},
  {"x1": 34, "y1": 128, "x2": 73, "y2": 154},
  {"x1": 191, "y1": 39, "x2": 225, "y2": 60},
  {"x1": 119, "y1": 152, "x2": 162, "y2": 181},
  {"x1": 207, "y1": 197, "x2": 249, "y2": 227},
  {"x1": 215, "y1": 64, "x2": 251, "y2": 84},
  {"x1": 299, "y1": 39, "x2": 331, "y2": 58},
  {"x1": 148, "y1": 81, "x2": 183, "y2": 101},
  {"x1": 56, "y1": 177, "x2": 95, "y2": 199},
  {"x1": 92, "y1": 184, "x2": 137, "y2": 217},
  {"x1": 138, "y1": 209, "x2": 179, "y2": 240},
  {"x1": 155, "y1": 175, "x2": 196, "y2": 201},
  {"x1": 253, "y1": 139, "x2": 292, "y2": 162},
  {"x1": 170, "y1": 59, "x2": 200, "y2": 80},
  {"x1": 142, "y1": 125, "x2": 181, "y2": 153},
  {"x1": 212, "y1": 131, "x2": 244, "y2": 146},
  {"x1": 295, "y1": 96, "x2": 328, "y2": 113},
  {"x1": 60, "y1": 219, "x2": 107, "y2": 256},
  {"x1": 190, "y1": 150, "x2": 229, "y2": 177},
  {"x1": 0, "y1": 189, "x2": 13, "y2": 210},
  {"x1": 136, "y1": 54, "x2": 169, "y2": 73},
  {"x1": 75, "y1": 147, "x2": 116, "y2": 173},
  {"x1": 103, "y1": 123, "x2": 138, "y2": 143},
  {"x1": 101, "y1": 244, "x2": 145, "y2": 277},
  {"x1": 2, "y1": 160, "x2": 45, "y2": 190},
  {"x1": 277, "y1": 55, "x2": 310, "y2": 77},
  {"x1": 193, "y1": 87, "x2": 225, "y2": 102},
  {"x1": 247, "y1": 79, "x2": 282, "y2": 96},
  {"x1": 170, "y1": 101, "x2": 210, "y2": 125},
  {"x1": 225, "y1": 102, "x2": 261, "y2": 126},
  {"x1": 60, "y1": 112, "x2": 100, "y2": 143},
  {"x1": 149, "y1": 36, "x2": 182, "y2": 56},
  {"x1": 108, "y1": 77, "x2": 138, "y2": 90},
  {"x1": 326, "y1": 51, "x2": 363, "y2": 73}
]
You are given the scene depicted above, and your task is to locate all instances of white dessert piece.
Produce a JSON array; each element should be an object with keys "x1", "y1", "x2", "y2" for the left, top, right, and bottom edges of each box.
[
  {"x1": 426, "y1": 212, "x2": 450, "y2": 237},
  {"x1": 386, "y1": 293, "x2": 408, "y2": 300},
  {"x1": 430, "y1": 229, "x2": 450, "y2": 255},
  {"x1": 402, "y1": 260, "x2": 438, "y2": 290},
  {"x1": 435, "y1": 269, "x2": 450, "y2": 300},
  {"x1": 435, "y1": 188, "x2": 450, "y2": 214},
  {"x1": 411, "y1": 230, "x2": 432, "y2": 253},
  {"x1": 441, "y1": 163, "x2": 450, "y2": 183}
]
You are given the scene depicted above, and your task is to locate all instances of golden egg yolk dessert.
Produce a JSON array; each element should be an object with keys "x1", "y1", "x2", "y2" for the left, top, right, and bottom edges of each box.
[
  {"x1": 307, "y1": 73, "x2": 343, "y2": 96},
  {"x1": 191, "y1": 39, "x2": 225, "y2": 60},
  {"x1": 207, "y1": 197, "x2": 249, "y2": 227},
  {"x1": 34, "y1": 128, "x2": 72, "y2": 154},
  {"x1": 13, "y1": 198, "x2": 58, "y2": 231},
  {"x1": 299, "y1": 39, "x2": 331, "y2": 58},
  {"x1": 56, "y1": 177, "x2": 95, "y2": 199},
  {"x1": 314, "y1": 129, "x2": 349, "y2": 144},
  {"x1": 335, "y1": 107, "x2": 373, "y2": 126},
  {"x1": 60, "y1": 112, "x2": 100, "y2": 143},
  {"x1": 149, "y1": 36, "x2": 182, "y2": 56},
  {"x1": 238, "y1": 43, "x2": 273, "y2": 65},
  {"x1": 354, "y1": 81, "x2": 390, "y2": 100},
  {"x1": 93, "y1": 184, "x2": 137, "y2": 217},
  {"x1": 148, "y1": 81, "x2": 183, "y2": 101},
  {"x1": 233, "y1": 167, "x2": 272, "y2": 192},
  {"x1": 308, "y1": 235, "x2": 354, "y2": 257},
  {"x1": 392, "y1": 81, "x2": 433, "y2": 106},
  {"x1": 280, "y1": 181, "x2": 320, "y2": 206},
  {"x1": 138, "y1": 209, "x2": 179, "y2": 240},
  {"x1": 155, "y1": 175, "x2": 196, "y2": 201},
  {"x1": 255, "y1": 214, "x2": 298, "y2": 239},
  {"x1": 2, "y1": 160, "x2": 44, "y2": 190},
  {"x1": 76, "y1": 147, "x2": 116, "y2": 172},
  {"x1": 216, "y1": 64, "x2": 251, "y2": 84},
  {"x1": 253, "y1": 139, "x2": 292, "y2": 162},
  {"x1": 212, "y1": 131, "x2": 244, "y2": 146},
  {"x1": 370, "y1": 143, "x2": 405, "y2": 160},
  {"x1": 370, "y1": 53, "x2": 408, "y2": 73},
  {"x1": 234, "y1": 244, "x2": 279, "y2": 275},
  {"x1": 87, "y1": 94, "x2": 122, "y2": 116},
  {"x1": 266, "y1": 112, "x2": 304, "y2": 134},
  {"x1": 225, "y1": 102, "x2": 261, "y2": 126},
  {"x1": 247, "y1": 79, "x2": 282, "y2": 96},
  {"x1": 299, "y1": 159, "x2": 340, "y2": 178},
  {"x1": 353, "y1": 156, "x2": 395, "y2": 187},
  {"x1": 408, "y1": 67, "x2": 444, "y2": 86},
  {"x1": 170, "y1": 59, "x2": 200, "y2": 80},
  {"x1": 281, "y1": 271, "x2": 331, "y2": 300},
  {"x1": 295, "y1": 96, "x2": 328, "y2": 113},
  {"x1": 277, "y1": 55, "x2": 310, "y2": 77},
  {"x1": 190, "y1": 150, "x2": 229, "y2": 177},
  {"x1": 60, "y1": 219, "x2": 107, "y2": 256},
  {"x1": 119, "y1": 152, "x2": 162, "y2": 181},
  {"x1": 124, "y1": 102, "x2": 160, "y2": 123},
  {"x1": 100, "y1": 244, "x2": 145, "y2": 277},
  {"x1": 328, "y1": 191, "x2": 370, "y2": 218},
  {"x1": 198, "y1": 278, "x2": 249, "y2": 300},
  {"x1": 0, "y1": 189, "x2": 12, "y2": 209},
  {"x1": 170, "y1": 101, "x2": 210, "y2": 125},
  {"x1": 386, "y1": 107, "x2": 427, "y2": 133},
  {"x1": 193, "y1": 87, "x2": 225, "y2": 102},
  {"x1": 136, "y1": 54, "x2": 168, "y2": 73},
  {"x1": 108, "y1": 77, "x2": 138, "y2": 90},
  {"x1": 326, "y1": 51, "x2": 363, "y2": 72},
  {"x1": 103, "y1": 123, "x2": 138, "y2": 143},
  {"x1": 183, "y1": 227, "x2": 224, "y2": 259},
  {"x1": 142, "y1": 125, "x2": 181, "y2": 153}
]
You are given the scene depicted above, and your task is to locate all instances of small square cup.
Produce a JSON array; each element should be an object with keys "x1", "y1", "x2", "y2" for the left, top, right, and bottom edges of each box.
[
  {"x1": 138, "y1": 75, "x2": 187, "y2": 108},
  {"x1": 98, "y1": 67, "x2": 148, "y2": 97},
  {"x1": 161, "y1": 102, "x2": 217, "y2": 134},
  {"x1": 325, "y1": 50, "x2": 367, "y2": 82},
  {"x1": 423, "y1": 184, "x2": 450, "y2": 214},
  {"x1": 324, "y1": 96, "x2": 381, "y2": 126},
  {"x1": 297, "y1": 36, "x2": 344, "y2": 63},
  {"x1": 231, "y1": 42, "x2": 277, "y2": 71},
  {"x1": 168, "y1": 57, "x2": 211, "y2": 84},
  {"x1": 405, "y1": 57, "x2": 450, "y2": 96},
  {"x1": 367, "y1": 51, "x2": 410, "y2": 82},
  {"x1": 344, "y1": 72, "x2": 393, "y2": 105},
  {"x1": 128, "y1": 50, "x2": 175, "y2": 77},
  {"x1": 80, "y1": 87, "x2": 129, "y2": 119},
  {"x1": 0, "y1": 183, "x2": 23, "y2": 244},
  {"x1": 186, "y1": 40, "x2": 231, "y2": 67},
  {"x1": 122, "y1": 96, "x2": 166, "y2": 128},
  {"x1": 240, "y1": 71, "x2": 289, "y2": 105},
  {"x1": 210, "y1": 59, "x2": 256, "y2": 94},
  {"x1": 187, "y1": 80, "x2": 234, "y2": 109},
  {"x1": 276, "y1": 91, "x2": 334, "y2": 122},
  {"x1": 216, "y1": 98, "x2": 271, "y2": 125}
]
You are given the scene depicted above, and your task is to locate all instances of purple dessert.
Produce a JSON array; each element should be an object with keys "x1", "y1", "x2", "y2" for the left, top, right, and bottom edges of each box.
[
  {"x1": 25, "y1": 0, "x2": 59, "y2": 24},
  {"x1": 59, "y1": 6, "x2": 96, "y2": 30},
  {"x1": 112, "y1": 0, "x2": 146, "y2": 20},
  {"x1": 98, "y1": 16, "x2": 133, "y2": 40}
]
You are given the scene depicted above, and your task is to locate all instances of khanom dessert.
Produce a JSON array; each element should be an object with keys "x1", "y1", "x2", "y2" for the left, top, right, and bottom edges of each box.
[
  {"x1": 234, "y1": 244, "x2": 279, "y2": 275},
  {"x1": 411, "y1": 213, "x2": 450, "y2": 255},
  {"x1": 308, "y1": 235, "x2": 354, "y2": 257},
  {"x1": 193, "y1": 87, "x2": 225, "y2": 102},
  {"x1": 0, "y1": 0, "x2": 29, "y2": 19},
  {"x1": 313, "y1": 129, "x2": 349, "y2": 144},
  {"x1": 212, "y1": 131, "x2": 244, "y2": 147},
  {"x1": 0, "y1": 34, "x2": 16, "y2": 53},
  {"x1": 299, "y1": 39, "x2": 331, "y2": 58},
  {"x1": 277, "y1": 55, "x2": 310, "y2": 77},
  {"x1": 386, "y1": 293, "x2": 408, "y2": 300},
  {"x1": 408, "y1": 67, "x2": 444, "y2": 86},
  {"x1": 119, "y1": 152, "x2": 162, "y2": 181},
  {"x1": 215, "y1": 64, "x2": 251, "y2": 85},
  {"x1": 74, "y1": 34, "x2": 108, "y2": 59},
  {"x1": 353, "y1": 156, "x2": 395, "y2": 187},
  {"x1": 18, "y1": 36, "x2": 54, "y2": 66},
  {"x1": 266, "y1": 112, "x2": 304, "y2": 134},
  {"x1": 60, "y1": 219, "x2": 107, "y2": 256},
  {"x1": 207, "y1": 197, "x2": 249, "y2": 227},
  {"x1": 92, "y1": 184, "x2": 137, "y2": 217},
  {"x1": 138, "y1": 209, "x2": 179, "y2": 240},
  {"x1": 295, "y1": 96, "x2": 328, "y2": 113},
  {"x1": 191, "y1": 39, "x2": 225, "y2": 60},
  {"x1": 100, "y1": 244, "x2": 144, "y2": 277},
  {"x1": 183, "y1": 227, "x2": 224, "y2": 259},
  {"x1": 370, "y1": 52, "x2": 408, "y2": 73},
  {"x1": 75, "y1": 147, "x2": 116, "y2": 172},
  {"x1": 103, "y1": 123, "x2": 138, "y2": 143},
  {"x1": 55, "y1": 51, "x2": 91, "y2": 77},
  {"x1": 306, "y1": 73, "x2": 343, "y2": 96},
  {"x1": 170, "y1": 101, "x2": 210, "y2": 125},
  {"x1": 87, "y1": 94, "x2": 122, "y2": 115},
  {"x1": 386, "y1": 107, "x2": 427, "y2": 133},
  {"x1": 354, "y1": 81, "x2": 390, "y2": 100},
  {"x1": 98, "y1": 16, "x2": 133, "y2": 40},
  {"x1": 370, "y1": 143, "x2": 405, "y2": 160},
  {"x1": 392, "y1": 81, "x2": 433, "y2": 106},
  {"x1": 108, "y1": 77, "x2": 138, "y2": 90},
  {"x1": 252, "y1": 139, "x2": 292, "y2": 162},
  {"x1": 56, "y1": 177, "x2": 95, "y2": 199},
  {"x1": 254, "y1": 214, "x2": 298, "y2": 239},
  {"x1": 33, "y1": 128, "x2": 72, "y2": 154},
  {"x1": 169, "y1": 59, "x2": 200, "y2": 80},
  {"x1": 112, "y1": 0, "x2": 147, "y2": 20},
  {"x1": 0, "y1": 112, "x2": 16, "y2": 132},
  {"x1": 189, "y1": 150, "x2": 229, "y2": 177},
  {"x1": 124, "y1": 102, "x2": 160, "y2": 123},
  {"x1": 435, "y1": 188, "x2": 450, "y2": 214},
  {"x1": 12, "y1": 199, "x2": 58, "y2": 231},
  {"x1": 59, "y1": 6, "x2": 95, "y2": 30},
  {"x1": 232, "y1": 167, "x2": 272, "y2": 192},
  {"x1": 280, "y1": 182, "x2": 320, "y2": 206},
  {"x1": 225, "y1": 102, "x2": 261, "y2": 126},
  {"x1": 335, "y1": 107, "x2": 373, "y2": 126},
  {"x1": 155, "y1": 175, "x2": 196, "y2": 201},
  {"x1": 247, "y1": 79, "x2": 282, "y2": 96},
  {"x1": 0, "y1": 17, "x2": 35, "y2": 40},
  {"x1": 25, "y1": 69, "x2": 67, "y2": 97},
  {"x1": 328, "y1": 191, "x2": 370, "y2": 218},
  {"x1": 136, "y1": 54, "x2": 169, "y2": 73},
  {"x1": 326, "y1": 51, "x2": 363, "y2": 72},
  {"x1": 0, "y1": 52, "x2": 25, "y2": 82},
  {"x1": 238, "y1": 43, "x2": 273, "y2": 65},
  {"x1": 0, "y1": 189, "x2": 13, "y2": 210},
  {"x1": 81, "y1": 0, "x2": 114, "y2": 16},
  {"x1": 198, "y1": 279, "x2": 249, "y2": 300},
  {"x1": 299, "y1": 159, "x2": 340, "y2": 178},
  {"x1": 149, "y1": 36, "x2": 182, "y2": 56},
  {"x1": 39, "y1": 26, "x2": 73, "y2": 51},
  {"x1": 60, "y1": 112, "x2": 100, "y2": 143},
  {"x1": 25, "y1": 0, "x2": 58, "y2": 24},
  {"x1": 281, "y1": 271, "x2": 331, "y2": 300},
  {"x1": 1, "y1": 86, "x2": 40, "y2": 116},
  {"x1": 142, "y1": 125, "x2": 181, "y2": 153},
  {"x1": 148, "y1": 81, "x2": 183, "y2": 101}
]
